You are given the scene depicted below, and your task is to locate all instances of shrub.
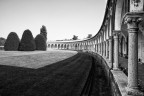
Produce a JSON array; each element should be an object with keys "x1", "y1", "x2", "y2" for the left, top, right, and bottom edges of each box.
[
  {"x1": 19, "y1": 29, "x2": 36, "y2": 51},
  {"x1": 35, "y1": 34, "x2": 47, "y2": 50},
  {"x1": 4, "y1": 32, "x2": 20, "y2": 51}
]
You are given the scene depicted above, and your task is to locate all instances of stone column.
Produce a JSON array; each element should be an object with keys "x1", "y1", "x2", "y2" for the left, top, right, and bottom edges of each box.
[
  {"x1": 95, "y1": 44, "x2": 97, "y2": 52},
  {"x1": 108, "y1": 37, "x2": 113, "y2": 68},
  {"x1": 99, "y1": 43, "x2": 101, "y2": 55},
  {"x1": 97, "y1": 44, "x2": 98, "y2": 53},
  {"x1": 90, "y1": 44, "x2": 93, "y2": 51},
  {"x1": 109, "y1": 37, "x2": 113, "y2": 62},
  {"x1": 124, "y1": 12, "x2": 144, "y2": 96},
  {"x1": 97, "y1": 44, "x2": 99, "y2": 53},
  {"x1": 102, "y1": 42, "x2": 104, "y2": 56},
  {"x1": 103, "y1": 42, "x2": 105, "y2": 57},
  {"x1": 103, "y1": 41, "x2": 106, "y2": 57},
  {"x1": 98, "y1": 44, "x2": 100, "y2": 53},
  {"x1": 113, "y1": 30, "x2": 120, "y2": 70},
  {"x1": 106, "y1": 40, "x2": 109, "y2": 59},
  {"x1": 96, "y1": 44, "x2": 98, "y2": 53},
  {"x1": 101, "y1": 42, "x2": 103, "y2": 56}
]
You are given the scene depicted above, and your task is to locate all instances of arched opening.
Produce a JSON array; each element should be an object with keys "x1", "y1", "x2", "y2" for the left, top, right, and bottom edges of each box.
[
  {"x1": 58, "y1": 44, "x2": 60, "y2": 49},
  {"x1": 48, "y1": 44, "x2": 50, "y2": 48},
  {"x1": 61, "y1": 44, "x2": 64, "y2": 49},
  {"x1": 51, "y1": 44, "x2": 54, "y2": 48},
  {"x1": 55, "y1": 44, "x2": 57, "y2": 49}
]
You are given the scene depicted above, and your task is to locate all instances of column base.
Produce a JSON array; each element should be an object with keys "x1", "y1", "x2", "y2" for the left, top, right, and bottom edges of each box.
[
  {"x1": 126, "y1": 87, "x2": 144, "y2": 96},
  {"x1": 112, "y1": 67, "x2": 121, "y2": 71},
  {"x1": 107, "y1": 63, "x2": 112, "y2": 69},
  {"x1": 109, "y1": 60, "x2": 112, "y2": 63}
]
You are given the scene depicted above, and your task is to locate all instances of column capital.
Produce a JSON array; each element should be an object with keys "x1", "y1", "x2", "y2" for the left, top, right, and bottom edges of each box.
[
  {"x1": 108, "y1": 7, "x2": 112, "y2": 16},
  {"x1": 124, "y1": 12, "x2": 144, "y2": 32},
  {"x1": 113, "y1": 30, "x2": 121, "y2": 38},
  {"x1": 106, "y1": 39, "x2": 109, "y2": 42},
  {"x1": 108, "y1": 36, "x2": 113, "y2": 40}
]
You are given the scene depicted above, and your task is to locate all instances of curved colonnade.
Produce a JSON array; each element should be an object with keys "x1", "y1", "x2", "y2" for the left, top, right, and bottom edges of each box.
[{"x1": 48, "y1": 0, "x2": 144, "y2": 95}]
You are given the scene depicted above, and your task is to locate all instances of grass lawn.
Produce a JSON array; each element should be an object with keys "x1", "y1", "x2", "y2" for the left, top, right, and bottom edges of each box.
[
  {"x1": 0, "y1": 50, "x2": 77, "y2": 69},
  {"x1": 0, "y1": 50, "x2": 93, "y2": 96}
]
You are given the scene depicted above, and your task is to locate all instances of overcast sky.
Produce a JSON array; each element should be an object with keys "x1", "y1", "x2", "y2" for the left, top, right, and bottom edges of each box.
[{"x1": 0, "y1": 0, "x2": 107, "y2": 40}]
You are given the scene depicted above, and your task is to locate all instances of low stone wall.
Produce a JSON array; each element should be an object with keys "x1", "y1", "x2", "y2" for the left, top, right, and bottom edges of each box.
[{"x1": 89, "y1": 52, "x2": 127, "y2": 96}]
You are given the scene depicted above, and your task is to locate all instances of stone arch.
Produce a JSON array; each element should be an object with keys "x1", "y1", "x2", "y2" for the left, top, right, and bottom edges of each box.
[
  {"x1": 58, "y1": 44, "x2": 60, "y2": 49},
  {"x1": 54, "y1": 44, "x2": 57, "y2": 48},
  {"x1": 48, "y1": 44, "x2": 50, "y2": 48},
  {"x1": 77, "y1": 43, "x2": 79, "y2": 50},
  {"x1": 61, "y1": 44, "x2": 63, "y2": 49},
  {"x1": 120, "y1": 36, "x2": 127, "y2": 57},
  {"x1": 75, "y1": 44, "x2": 77, "y2": 50},
  {"x1": 138, "y1": 31, "x2": 144, "y2": 62},
  {"x1": 114, "y1": 0, "x2": 129, "y2": 41},
  {"x1": 64, "y1": 44, "x2": 66, "y2": 49},
  {"x1": 114, "y1": 0, "x2": 124, "y2": 30},
  {"x1": 67, "y1": 44, "x2": 69, "y2": 49}
]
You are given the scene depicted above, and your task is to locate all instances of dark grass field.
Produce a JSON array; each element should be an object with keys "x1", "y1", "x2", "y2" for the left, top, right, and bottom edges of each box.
[{"x1": 0, "y1": 51, "x2": 111, "y2": 96}]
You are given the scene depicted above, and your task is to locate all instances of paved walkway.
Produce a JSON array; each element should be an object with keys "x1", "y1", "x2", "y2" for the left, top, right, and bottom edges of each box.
[{"x1": 119, "y1": 56, "x2": 144, "y2": 91}]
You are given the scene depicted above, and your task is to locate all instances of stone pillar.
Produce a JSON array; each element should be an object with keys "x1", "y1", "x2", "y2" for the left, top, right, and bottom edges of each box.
[
  {"x1": 97, "y1": 44, "x2": 99, "y2": 53},
  {"x1": 99, "y1": 43, "x2": 101, "y2": 55},
  {"x1": 97, "y1": 44, "x2": 98, "y2": 53},
  {"x1": 98, "y1": 43, "x2": 100, "y2": 54},
  {"x1": 103, "y1": 41, "x2": 106, "y2": 57},
  {"x1": 126, "y1": 41, "x2": 128, "y2": 58},
  {"x1": 124, "y1": 12, "x2": 144, "y2": 96},
  {"x1": 92, "y1": 44, "x2": 93, "y2": 51},
  {"x1": 113, "y1": 30, "x2": 120, "y2": 70},
  {"x1": 90, "y1": 44, "x2": 93, "y2": 51},
  {"x1": 101, "y1": 42, "x2": 103, "y2": 56},
  {"x1": 108, "y1": 37, "x2": 113, "y2": 68},
  {"x1": 103, "y1": 42, "x2": 105, "y2": 57},
  {"x1": 109, "y1": 37, "x2": 113, "y2": 62},
  {"x1": 105, "y1": 41, "x2": 107, "y2": 57},
  {"x1": 93, "y1": 44, "x2": 95, "y2": 52},
  {"x1": 106, "y1": 40, "x2": 109, "y2": 59},
  {"x1": 102, "y1": 42, "x2": 104, "y2": 56},
  {"x1": 96, "y1": 44, "x2": 98, "y2": 53},
  {"x1": 95, "y1": 44, "x2": 97, "y2": 52}
]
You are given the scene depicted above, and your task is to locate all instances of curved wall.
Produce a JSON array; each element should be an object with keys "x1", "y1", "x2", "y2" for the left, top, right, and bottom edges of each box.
[{"x1": 48, "y1": 0, "x2": 144, "y2": 95}]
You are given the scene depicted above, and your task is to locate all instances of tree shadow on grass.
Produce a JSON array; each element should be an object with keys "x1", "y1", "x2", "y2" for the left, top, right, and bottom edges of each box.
[{"x1": 0, "y1": 53, "x2": 81, "y2": 96}]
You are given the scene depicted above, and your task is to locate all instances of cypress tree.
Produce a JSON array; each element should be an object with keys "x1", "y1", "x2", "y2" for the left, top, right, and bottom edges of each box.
[
  {"x1": 35, "y1": 34, "x2": 47, "y2": 50},
  {"x1": 19, "y1": 29, "x2": 36, "y2": 51},
  {"x1": 4, "y1": 32, "x2": 20, "y2": 51}
]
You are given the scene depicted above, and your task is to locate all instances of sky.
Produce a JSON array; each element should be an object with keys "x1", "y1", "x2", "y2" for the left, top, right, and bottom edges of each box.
[{"x1": 0, "y1": 0, "x2": 107, "y2": 40}]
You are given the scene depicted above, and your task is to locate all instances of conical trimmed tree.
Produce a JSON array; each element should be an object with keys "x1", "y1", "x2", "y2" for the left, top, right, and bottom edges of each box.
[
  {"x1": 4, "y1": 32, "x2": 20, "y2": 51},
  {"x1": 19, "y1": 29, "x2": 36, "y2": 51},
  {"x1": 35, "y1": 34, "x2": 47, "y2": 50}
]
